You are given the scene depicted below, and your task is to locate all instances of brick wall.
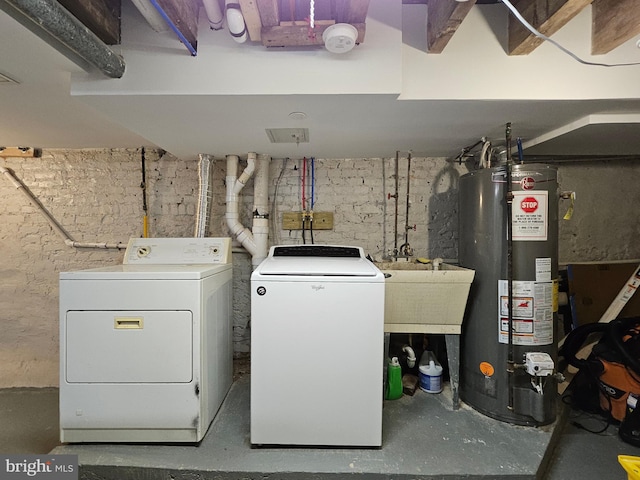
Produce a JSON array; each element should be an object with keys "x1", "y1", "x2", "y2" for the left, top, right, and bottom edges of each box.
[
  {"x1": 0, "y1": 148, "x2": 197, "y2": 387},
  {"x1": 1, "y1": 150, "x2": 639, "y2": 387}
]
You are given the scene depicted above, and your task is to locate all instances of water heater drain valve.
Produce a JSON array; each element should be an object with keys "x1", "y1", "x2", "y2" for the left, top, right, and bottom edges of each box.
[{"x1": 524, "y1": 352, "x2": 554, "y2": 377}]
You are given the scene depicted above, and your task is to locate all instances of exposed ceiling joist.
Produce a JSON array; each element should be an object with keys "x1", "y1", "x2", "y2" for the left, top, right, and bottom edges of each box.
[
  {"x1": 238, "y1": 0, "x2": 263, "y2": 41},
  {"x1": 56, "y1": 0, "x2": 121, "y2": 45},
  {"x1": 239, "y1": 0, "x2": 370, "y2": 47},
  {"x1": 592, "y1": 0, "x2": 640, "y2": 54},
  {"x1": 335, "y1": 0, "x2": 370, "y2": 23},
  {"x1": 426, "y1": 0, "x2": 477, "y2": 54},
  {"x1": 153, "y1": 0, "x2": 199, "y2": 52},
  {"x1": 507, "y1": 0, "x2": 593, "y2": 56}
]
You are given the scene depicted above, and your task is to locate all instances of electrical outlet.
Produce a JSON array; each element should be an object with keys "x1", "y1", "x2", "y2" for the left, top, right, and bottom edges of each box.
[{"x1": 282, "y1": 212, "x2": 334, "y2": 230}]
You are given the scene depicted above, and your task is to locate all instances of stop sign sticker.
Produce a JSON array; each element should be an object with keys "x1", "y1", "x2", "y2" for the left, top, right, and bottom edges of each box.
[
  {"x1": 521, "y1": 197, "x2": 538, "y2": 213},
  {"x1": 513, "y1": 191, "x2": 547, "y2": 241}
]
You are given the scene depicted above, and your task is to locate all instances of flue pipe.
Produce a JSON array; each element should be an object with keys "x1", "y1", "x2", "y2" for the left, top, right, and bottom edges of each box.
[{"x1": 0, "y1": 0, "x2": 125, "y2": 78}]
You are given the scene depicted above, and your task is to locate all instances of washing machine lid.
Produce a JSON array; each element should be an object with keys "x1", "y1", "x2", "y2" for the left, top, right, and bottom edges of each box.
[
  {"x1": 60, "y1": 263, "x2": 231, "y2": 281},
  {"x1": 256, "y1": 245, "x2": 381, "y2": 277}
]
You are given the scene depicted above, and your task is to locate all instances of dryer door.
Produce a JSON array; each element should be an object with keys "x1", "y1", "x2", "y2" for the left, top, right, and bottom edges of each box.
[{"x1": 65, "y1": 310, "x2": 193, "y2": 383}]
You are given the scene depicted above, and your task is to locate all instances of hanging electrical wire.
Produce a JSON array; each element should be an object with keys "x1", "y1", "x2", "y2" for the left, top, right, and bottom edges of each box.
[
  {"x1": 501, "y1": 0, "x2": 640, "y2": 68},
  {"x1": 141, "y1": 147, "x2": 149, "y2": 238},
  {"x1": 309, "y1": 157, "x2": 315, "y2": 244},
  {"x1": 301, "y1": 157, "x2": 307, "y2": 244},
  {"x1": 270, "y1": 158, "x2": 288, "y2": 246}
]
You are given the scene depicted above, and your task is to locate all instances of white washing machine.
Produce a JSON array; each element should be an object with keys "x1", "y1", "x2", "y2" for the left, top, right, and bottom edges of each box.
[
  {"x1": 59, "y1": 237, "x2": 233, "y2": 443},
  {"x1": 250, "y1": 245, "x2": 385, "y2": 447}
]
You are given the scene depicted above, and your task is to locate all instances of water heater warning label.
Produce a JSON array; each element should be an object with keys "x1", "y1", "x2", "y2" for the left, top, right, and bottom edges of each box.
[
  {"x1": 512, "y1": 191, "x2": 548, "y2": 241},
  {"x1": 498, "y1": 279, "x2": 553, "y2": 346}
]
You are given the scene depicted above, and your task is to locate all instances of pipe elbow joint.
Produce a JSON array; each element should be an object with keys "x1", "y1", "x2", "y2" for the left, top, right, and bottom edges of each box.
[{"x1": 402, "y1": 345, "x2": 417, "y2": 368}]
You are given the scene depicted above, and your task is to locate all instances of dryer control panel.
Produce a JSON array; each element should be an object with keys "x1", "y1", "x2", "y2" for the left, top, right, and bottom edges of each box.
[{"x1": 124, "y1": 237, "x2": 232, "y2": 265}]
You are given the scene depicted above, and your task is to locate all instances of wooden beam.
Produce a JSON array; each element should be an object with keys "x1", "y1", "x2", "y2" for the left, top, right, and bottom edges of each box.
[
  {"x1": 426, "y1": 0, "x2": 477, "y2": 54},
  {"x1": 57, "y1": 0, "x2": 121, "y2": 45},
  {"x1": 262, "y1": 22, "x2": 365, "y2": 47},
  {"x1": 238, "y1": 0, "x2": 263, "y2": 41},
  {"x1": 333, "y1": 0, "x2": 370, "y2": 23},
  {"x1": 0, "y1": 147, "x2": 42, "y2": 158},
  {"x1": 592, "y1": 0, "x2": 640, "y2": 54},
  {"x1": 257, "y1": 0, "x2": 370, "y2": 48},
  {"x1": 154, "y1": 0, "x2": 199, "y2": 51},
  {"x1": 507, "y1": 0, "x2": 592, "y2": 56},
  {"x1": 256, "y1": 0, "x2": 280, "y2": 27}
]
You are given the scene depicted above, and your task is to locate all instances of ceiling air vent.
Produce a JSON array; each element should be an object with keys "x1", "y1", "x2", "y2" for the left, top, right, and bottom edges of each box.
[{"x1": 266, "y1": 128, "x2": 309, "y2": 144}]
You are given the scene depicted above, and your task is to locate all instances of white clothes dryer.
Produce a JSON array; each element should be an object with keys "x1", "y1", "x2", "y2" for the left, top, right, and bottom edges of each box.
[{"x1": 59, "y1": 237, "x2": 233, "y2": 443}]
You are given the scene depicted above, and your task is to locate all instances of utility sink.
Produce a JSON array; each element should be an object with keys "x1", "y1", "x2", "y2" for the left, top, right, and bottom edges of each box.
[{"x1": 375, "y1": 261, "x2": 475, "y2": 334}]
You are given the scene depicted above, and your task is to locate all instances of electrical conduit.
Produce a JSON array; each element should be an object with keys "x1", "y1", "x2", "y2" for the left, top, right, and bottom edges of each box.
[{"x1": 0, "y1": 164, "x2": 126, "y2": 249}]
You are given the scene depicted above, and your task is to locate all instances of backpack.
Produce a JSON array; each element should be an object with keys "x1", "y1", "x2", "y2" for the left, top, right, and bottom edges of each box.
[{"x1": 560, "y1": 316, "x2": 640, "y2": 423}]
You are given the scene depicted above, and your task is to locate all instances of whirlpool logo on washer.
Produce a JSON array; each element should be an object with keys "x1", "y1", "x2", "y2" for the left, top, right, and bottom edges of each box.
[{"x1": 256, "y1": 286, "x2": 267, "y2": 296}]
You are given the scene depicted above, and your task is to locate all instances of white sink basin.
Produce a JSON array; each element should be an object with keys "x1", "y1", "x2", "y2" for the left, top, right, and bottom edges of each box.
[{"x1": 375, "y1": 262, "x2": 475, "y2": 334}]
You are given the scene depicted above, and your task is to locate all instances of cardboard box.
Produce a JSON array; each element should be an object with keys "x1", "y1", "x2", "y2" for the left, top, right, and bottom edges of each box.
[
  {"x1": 375, "y1": 262, "x2": 475, "y2": 334},
  {"x1": 567, "y1": 262, "x2": 640, "y2": 327}
]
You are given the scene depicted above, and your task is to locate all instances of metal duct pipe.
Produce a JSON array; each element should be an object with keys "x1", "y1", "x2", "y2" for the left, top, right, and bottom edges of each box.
[
  {"x1": 0, "y1": 164, "x2": 126, "y2": 249},
  {"x1": 0, "y1": 0, "x2": 125, "y2": 78},
  {"x1": 195, "y1": 154, "x2": 213, "y2": 238}
]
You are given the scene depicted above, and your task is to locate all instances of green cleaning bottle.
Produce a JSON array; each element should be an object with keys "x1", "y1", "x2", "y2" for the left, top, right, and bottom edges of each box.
[{"x1": 385, "y1": 356, "x2": 403, "y2": 400}]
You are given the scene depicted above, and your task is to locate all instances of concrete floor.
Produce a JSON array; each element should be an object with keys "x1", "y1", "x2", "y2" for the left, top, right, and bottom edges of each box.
[{"x1": 2, "y1": 373, "x2": 639, "y2": 479}]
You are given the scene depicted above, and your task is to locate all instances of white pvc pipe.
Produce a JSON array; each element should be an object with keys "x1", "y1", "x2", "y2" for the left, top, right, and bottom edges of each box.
[
  {"x1": 252, "y1": 154, "x2": 271, "y2": 266},
  {"x1": 202, "y1": 0, "x2": 224, "y2": 30},
  {"x1": 225, "y1": 0, "x2": 247, "y2": 43},
  {"x1": 225, "y1": 154, "x2": 257, "y2": 257},
  {"x1": 253, "y1": 154, "x2": 269, "y2": 216},
  {"x1": 225, "y1": 153, "x2": 271, "y2": 267},
  {"x1": 403, "y1": 345, "x2": 417, "y2": 368},
  {"x1": 235, "y1": 152, "x2": 255, "y2": 194}
]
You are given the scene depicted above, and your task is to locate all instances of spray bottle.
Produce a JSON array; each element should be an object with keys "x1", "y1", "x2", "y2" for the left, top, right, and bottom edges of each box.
[{"x1": 385, "y1": 357, "x2": 403, "y2": 400}]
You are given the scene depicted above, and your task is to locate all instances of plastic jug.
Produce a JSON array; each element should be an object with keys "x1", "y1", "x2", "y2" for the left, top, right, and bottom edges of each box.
[
  {"x1": 419, "y1": 351, "x2": 443, "y2": 394},
  {"x1": 385, "y1": 357, "x2": 403, "y2": 400}
]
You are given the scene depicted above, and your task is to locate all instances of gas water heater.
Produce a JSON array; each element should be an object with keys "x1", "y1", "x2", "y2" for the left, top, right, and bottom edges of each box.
[{"x1": 459, "y1": 164, "x2": 559, "y2": 426}]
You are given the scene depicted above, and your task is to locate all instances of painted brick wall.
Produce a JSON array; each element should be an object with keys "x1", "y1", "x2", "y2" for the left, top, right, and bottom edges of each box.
[
  {"x1": 209, "y1": 156, "x2": 465, "y2": 261},
  {"x1": 1, "y1": 150, "x2": 639, "y2": 387},
  {"x1": 557, "y1": 160, "x2": 640, "y2": 261},
  {"x1": 0, "y1": 148, "x2": 198, "y2": 387}
]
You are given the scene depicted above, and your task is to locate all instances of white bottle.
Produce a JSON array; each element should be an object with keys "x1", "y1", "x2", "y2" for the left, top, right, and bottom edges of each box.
[{"x1": 418, "y1": 350, "x2": 443, "y2": 394}]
